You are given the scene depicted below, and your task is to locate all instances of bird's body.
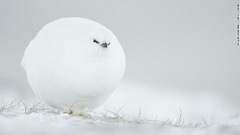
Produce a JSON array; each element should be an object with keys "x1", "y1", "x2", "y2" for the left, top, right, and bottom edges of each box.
[{"x1": 21, "y1": 18, "x2": 125, "y2": 114}]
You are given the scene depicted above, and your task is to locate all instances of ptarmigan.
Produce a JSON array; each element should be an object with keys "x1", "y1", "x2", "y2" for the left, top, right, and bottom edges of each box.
[{"x1": 21, "y1": 18, "x2": 126, "y2": 114}]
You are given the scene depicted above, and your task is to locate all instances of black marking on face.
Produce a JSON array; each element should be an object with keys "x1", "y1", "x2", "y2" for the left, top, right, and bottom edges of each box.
[
  {"x1": 93, "y1": 39, "x2": 110, "y2": 48},
  {"x1": 93, "y1": 39, "x2": 100, "y2": 44}
]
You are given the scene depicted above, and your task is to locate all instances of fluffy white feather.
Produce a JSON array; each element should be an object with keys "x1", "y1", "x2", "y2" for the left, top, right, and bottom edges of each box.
[{"x1": 21, "y1": 18, "x2": 126, "y2": 114}]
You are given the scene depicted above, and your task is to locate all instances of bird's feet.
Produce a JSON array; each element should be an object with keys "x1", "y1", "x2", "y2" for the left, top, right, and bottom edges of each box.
[{"x1": 65, "y1": 107, "x2": 92, "y2": 119}]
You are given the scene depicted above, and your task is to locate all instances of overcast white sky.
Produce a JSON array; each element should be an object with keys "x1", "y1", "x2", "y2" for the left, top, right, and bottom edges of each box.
[{"x1": 0, "y1": 0, "x2": 239, "y2": 101}]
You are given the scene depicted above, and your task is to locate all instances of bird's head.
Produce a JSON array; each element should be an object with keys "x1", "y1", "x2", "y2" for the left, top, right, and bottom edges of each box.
[
  {"x1": 93, "y1": 39, "x2": 110, "y2": 48},
  {"x1": 89, "y1": 25, "x2": 113, "y2": 49}
]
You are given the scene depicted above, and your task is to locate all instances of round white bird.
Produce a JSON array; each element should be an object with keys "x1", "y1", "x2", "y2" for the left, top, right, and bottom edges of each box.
[{"x1": 21, "y1": 18, "x2": 126, "y2": 114}]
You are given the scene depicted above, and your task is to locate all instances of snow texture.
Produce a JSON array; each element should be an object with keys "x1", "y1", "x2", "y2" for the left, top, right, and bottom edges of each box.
[{"x1": 0, "y1": 81, "x2": 240, "y2": 135}]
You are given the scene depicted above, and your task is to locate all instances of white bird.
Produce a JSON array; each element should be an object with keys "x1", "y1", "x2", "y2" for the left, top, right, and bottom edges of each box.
[{"x1": 21, "y1": 18, "x2": 126, "y2": 114}]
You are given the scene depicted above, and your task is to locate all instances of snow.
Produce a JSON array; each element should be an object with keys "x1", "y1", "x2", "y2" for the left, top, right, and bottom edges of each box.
[
  {"x1": 0, "y1": 81, "x2": 240, "y2": 135},
  {"x1": 97, "y1": 80, "x2": 238, "y2": 124},
  {"x1": 0, "y1": 111, "x2": 239, "y2": 135}
]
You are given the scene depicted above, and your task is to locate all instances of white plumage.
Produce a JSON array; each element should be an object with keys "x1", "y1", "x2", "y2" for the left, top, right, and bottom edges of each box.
[{"x1": 21, "y1": 18, "x2": 126, "y2": 114}]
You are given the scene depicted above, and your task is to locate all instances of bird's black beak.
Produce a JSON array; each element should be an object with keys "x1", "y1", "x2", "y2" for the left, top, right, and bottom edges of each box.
[{"x1": 101, "y1": 42, "x2": 110, "y2": 48}]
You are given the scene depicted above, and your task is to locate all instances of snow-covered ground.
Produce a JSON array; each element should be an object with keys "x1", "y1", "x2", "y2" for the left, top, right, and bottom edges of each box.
[
  {"x1": 0, "y1": 81, "x2": 240, "y2": 135},
  {"x1": 1, "y1": 113, "x2": 239, "y2": 135}
]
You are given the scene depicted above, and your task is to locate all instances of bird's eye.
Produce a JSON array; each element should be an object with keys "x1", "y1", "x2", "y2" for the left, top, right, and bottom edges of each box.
[{"x1": 93, "y1": 39, "x2": 99, "y2": 44}]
